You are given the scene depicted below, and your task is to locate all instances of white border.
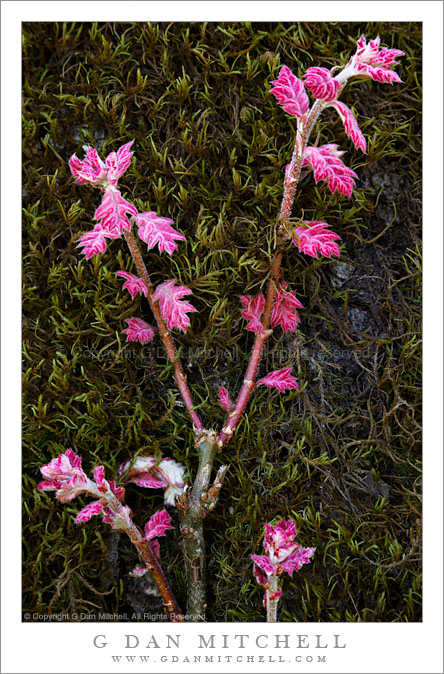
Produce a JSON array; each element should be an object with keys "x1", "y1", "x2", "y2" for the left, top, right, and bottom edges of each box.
[{"x1": 2, "y1": 2, "x2": 443, "y2": 673}]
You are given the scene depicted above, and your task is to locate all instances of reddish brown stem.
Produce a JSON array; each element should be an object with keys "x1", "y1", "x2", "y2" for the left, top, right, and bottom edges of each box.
[
  {"x1": 123, "y1": 228, "x2": 204, "y2": 431},
  {"x1": 218, "y1": 100, "x2": 324, "y2": 448},
  {"x1": 126, "y1": 520, "x2": 183, "y2": 622}
]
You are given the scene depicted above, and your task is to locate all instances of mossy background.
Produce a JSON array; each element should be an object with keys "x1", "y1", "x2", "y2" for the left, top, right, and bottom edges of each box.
[{"x1": 22, "y1": 21, "x2": 422, "y2": 622}]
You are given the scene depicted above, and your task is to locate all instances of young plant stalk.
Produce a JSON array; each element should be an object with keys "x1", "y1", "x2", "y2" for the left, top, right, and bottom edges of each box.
[{"x1": 218, "y1": 101, "x2": 323, "y2": 449}]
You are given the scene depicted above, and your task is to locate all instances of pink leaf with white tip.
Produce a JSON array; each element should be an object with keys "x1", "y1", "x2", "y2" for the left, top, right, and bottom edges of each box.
[
  {"x1": 292, "y1": 222, "x2": 341, "y2": 259},
  {"x1": 144, "y1": 509, "x2": 175, "y2": 541},
  {"x1": 269, "y1": 65, "x2": 309, "y2": 119},
  {"x1": 330, "y1": 100, "x2": 366, "y2": 152},
  {"x1": 136, "y1": 211, "x2": 186, "y2": 255},
  {"x1": 257, "y1": 368, "x2": 299, "y2": 392},
  {"x1": 116, "y1": 271, "x2": 148, "y2": 298},
  {"x1": 218, "y1": 386, "x2": 233, "y2": 411},
  {"x1": 303, "y1": 145, "x2": 357, "y2": 198},
  {"x1": 94, "y1": 187, "x2": 138, "y2": 238},
  {"x1": 153, "y1": 279, "x2": 196, "y2": 332},
  {"x1": 240, "y1": 294, "x2": 265, "y2": 334},
  {"x1": 122, "y1": 317, "x2": 155, "y2": 344}
]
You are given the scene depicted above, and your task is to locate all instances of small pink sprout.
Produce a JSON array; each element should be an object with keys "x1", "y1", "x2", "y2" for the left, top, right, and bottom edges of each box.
[
  {"x1": 251, "y1": 519, "x2": 315, "y2": 614},
  {"x1": 240, "y1": 294, "x2": 265, "y2": 334},
  {"x1": 252, "y1": 519, "x2": 315, "y2": 580},
  {"x1": 122, "y1": 317, "x2": 155, "y2": 345},
  {"x1": 136, "y1": 211, "x2": 186, "y2": 255},
  {"x1": 120, "y1": 456, "x2": 187, "y2": 507},
  {"x1": 292, "y1": 221, "x2": 341, "y2": 259},
  {"x1": 269, "y1": 65, "x2": 310, "y2": 119},
  {"x1": 303, "y1": 67, "x2": 341, "y2": 102},
  {"x1": 153, "y1": 280, "x2": 196, "y2": 332},
  {"x1": 257, "y1": 368, "x2": 299, "y2": 392},
  {"x1": 116, "y1": 271, "x2": 148, "y2": 298},
  {"x1": 218, "y1": 386, "x2": 233, "y2": 412}
]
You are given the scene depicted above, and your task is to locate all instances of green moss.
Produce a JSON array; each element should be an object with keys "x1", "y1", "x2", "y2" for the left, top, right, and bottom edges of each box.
[{"x1": 23, "y1": 21, "x2": 421, "y2": 622}]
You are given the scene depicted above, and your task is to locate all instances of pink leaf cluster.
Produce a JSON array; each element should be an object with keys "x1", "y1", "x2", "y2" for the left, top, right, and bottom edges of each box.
[
  {"x1": 122, "y1": 317, "x2": 155, "y2": 345},
  {"x1": 38, "y1": 449, "x2": 131, "y2": 532},
  {"x1": 240, "y1": 294, "x2": 265, "y2": 334},
  {"x1": 153, "y1": 280, "x2": 196, "y2": 332},
  {"x1": 329, "y1": 101, "x2": 366, "y2": 153},
  {"x1": 271, "y1": 283, "x2": 303, "y2": 333},
  {"x1": 218, "y1": 386, "x2": 233, "y2": 411},
  {"x1": 70, "y1": 142, "x2": 185, "y2": 262},
  {"x1": 292, "y1": 221, "x2": 341, "y2": 259},
  {"x1": 119, "y1": 456, "x2": 187, "y2": 507},
  {"x1": 303, "y1": 67, "x2": 341, "y2": 102},
  {"x1": 69, "y1": 141, "x2": 134, "y2": 188},
  {"x1": 136, "y1": 211, "x2": 186, "y2": 255},
  {"x1": 37, "y1": 448, "x2": 92, "y2": 502},
  {"x1": 349, "y1": 35, "x2": 404, "y2": 84},
  {"x1": 269, "y1": 65, "x2": 309, "y2": 119},
  {"x1": 117, "y1": 271, "x2": 148, "y2": 298},
  {"x1": 303, "y1": 144, "x2": 357, "y2": 198},
  {"x1": 257, "y1": 368, "x2": 299, "y2": 392}
]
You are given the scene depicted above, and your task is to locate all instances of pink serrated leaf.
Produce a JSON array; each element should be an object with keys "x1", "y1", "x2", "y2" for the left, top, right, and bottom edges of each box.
[
  {"x1": 269, "y1": 65, "x2": 310, "y2": 119},
  {"x1": 153, "y1": 279, "x2": 196, "y2": 332},
  {"x1": 292, "y1": 221, "x2": 341, "y2": 259},
  {"x1": 257, "y1": 368, "x2": 299, "y2": 392},
  {"x1": 303, "y1": 145, "x2": 357, "y2": 198},
  {"x1": 122, "y1": 317, "x2": 155, "y2": 345},
  {"x1": 77, "y1": 225, "x2": 108, "y2": 259},
  {"x1": 240, "y1": 294, "x2": 265, "y2": 334},
  {"x1": 330, "y1": 100, "x2": 366, "y2": 152},
  {"x1": 94, "y1": 187, "x2": 138, "y2": 238},
  {"x1": 136, "y1": 211, "x2": 186, "y2": 255},
  {"x1": 116, "y1": 271, "x2": 148, "y2": 298},
  {"x1": 218, "y1": 386, "x2": 233, "y2": 411},
  {"x1": 144, "y1": 509, "x2": 175, "y2": 541}
]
